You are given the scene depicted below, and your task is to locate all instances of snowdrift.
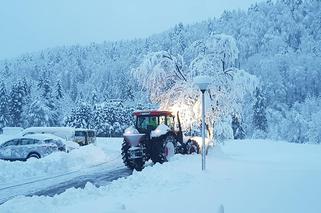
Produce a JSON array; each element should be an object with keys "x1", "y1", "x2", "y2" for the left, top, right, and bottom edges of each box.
[
  {"x1": 1, "y1": 139, "x2": 321, "y2": 213},
  {"x1": 0, "y1": 144, "x2": 110, "y2": 186}
]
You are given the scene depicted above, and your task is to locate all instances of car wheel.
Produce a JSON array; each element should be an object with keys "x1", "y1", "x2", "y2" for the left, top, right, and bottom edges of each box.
[{"x1": 27, "y1": 153, "x2": 41, "y2": 160}]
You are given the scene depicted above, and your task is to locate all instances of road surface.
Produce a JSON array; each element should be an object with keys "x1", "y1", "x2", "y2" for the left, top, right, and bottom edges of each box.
[{"x1": 0, "y1": 158, "x2": 132, "y2": 205}]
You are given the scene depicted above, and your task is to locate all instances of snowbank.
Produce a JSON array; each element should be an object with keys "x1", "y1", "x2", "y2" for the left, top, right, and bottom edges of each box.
[
  {"x1": 1, "y1": 139, "x2": 321, "y2": 213},
  {"x1": 0, "y1": 138, "x2": 120, "y2": 186}
]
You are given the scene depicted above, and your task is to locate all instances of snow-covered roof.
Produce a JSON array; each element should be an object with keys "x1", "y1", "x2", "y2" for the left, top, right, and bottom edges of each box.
[
  {"x1": 2, "y1": 127, "x2": 24, "y2": 135},
  {"x1": 22, "y1": 127, "x2": 75, "y2": 134},
  {"x1": 22, "y1": 133, "x2": 66, "y2": 141},
  {"x1": 75, "y1": 128, "x2": 95, "y2": 132},
  {"x1": 21, "y1": 127, "x2": 75, "y2": 140}
]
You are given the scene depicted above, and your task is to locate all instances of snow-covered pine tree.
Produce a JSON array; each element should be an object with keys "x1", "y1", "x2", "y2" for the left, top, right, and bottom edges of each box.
[
  {"x1": 56, "y1": 80, "x2": 63, "y2": 100},
  {"x1": 253, "y1": 87, "x2": 268, "y2": 132},
  {"x1": 36, "y1": 72, "x2": 61, "y2": 126},
  {"x1": 8, "y1": 82, "x2": 25, "y2": 127},
  {"x1": 231, "y1": 114, "x2": 245, "y2": 139},
  {"x1": 22, "y1": 77, "x2": 31, "y2": 97},
  {"x1": 169, "y1": 23, "x2": 187, "y2": 55},
  {"x1": 91, "y1": 89, "x2": 99, "y2": 105},
  {"x1": 38, "y1": 72, "x2": 52, "y2": 100},
  {"x1": 0, "y1": 83, "x2": 8, "y2": 129},
  {"x1": 23, "y1": 99, "x2": 51, "y2": 127},
  {"x1": 70, "y1": 79, "x2": 78, "y2": 102}
]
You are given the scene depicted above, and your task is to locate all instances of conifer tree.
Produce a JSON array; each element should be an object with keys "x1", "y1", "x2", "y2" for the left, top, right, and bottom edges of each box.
[
  {"x1": 0, "y1": 83, "x2": 8, "y2": 129},
  {"x1": 56, "y1": 80, "x2": 64, "y2": 100},
  {"x1": 8, "y1": 82, "x2": 25, "y2": 127},
  {"x1": 253, "y1": 87, "x2": 268, "y2": 132}
]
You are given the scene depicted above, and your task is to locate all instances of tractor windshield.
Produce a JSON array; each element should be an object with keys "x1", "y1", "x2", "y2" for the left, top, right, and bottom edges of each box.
[
  {"x1": 136, "y1": 115, "x2": 175, "y2": 133},
  {"x1": 137, "y1": 116, "x2": 158, "y2": 131}
]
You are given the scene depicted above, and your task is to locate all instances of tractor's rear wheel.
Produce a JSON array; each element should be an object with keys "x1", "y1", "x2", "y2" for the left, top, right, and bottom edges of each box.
[
  {"x1": 121, "y1": 140, "x2": 145, "y2": 171},
  {"x1": 185, "y1": 139, "x2": 200, "y2": 154},
  {"x1": 151, "y1": 134, "x2": 177, "y2": 164}
]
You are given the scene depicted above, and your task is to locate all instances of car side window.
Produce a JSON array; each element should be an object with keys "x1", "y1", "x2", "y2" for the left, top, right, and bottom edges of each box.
[
  {"x1": 3, "y1": 139, "x2": 19, "y2": 147},
  {"x1": 33, "y1": 139, "x2": 41, "y2": 144},
  {"x1": 20, "y1": 138, "x2": 36, "y2": 145},
  {"x1": 44, "y1": 139, "x2": 54, "y2": 144}
]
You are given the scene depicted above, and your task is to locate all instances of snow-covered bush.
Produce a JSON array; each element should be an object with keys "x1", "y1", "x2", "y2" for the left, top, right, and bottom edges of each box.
[
  {"x1": 214, "y1": 116, "x2": 234, "y2": 143},
  {"x1": 308, "y1": 110, "x2": 321, "y2": 144},
  {"x1": 266, "y1": 97, "x2": 321, "y2": 144}
]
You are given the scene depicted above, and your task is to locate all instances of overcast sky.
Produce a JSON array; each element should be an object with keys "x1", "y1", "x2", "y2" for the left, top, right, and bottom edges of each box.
[{"x1": 0, "y1": 0, "x2": 260, "y2": 60}]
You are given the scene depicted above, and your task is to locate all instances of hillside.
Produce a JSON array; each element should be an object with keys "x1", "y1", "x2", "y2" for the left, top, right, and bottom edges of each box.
[{"x1": 0, "y1": 0, "x2": 321, "y2": 143}]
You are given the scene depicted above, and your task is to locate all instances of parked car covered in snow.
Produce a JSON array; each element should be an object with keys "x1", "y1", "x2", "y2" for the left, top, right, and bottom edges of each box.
[
  {"x1": 0, "y1": 134, "x2": 78, "y2": 161},
  {"x1": 21, "y1": 127, "x2": 96, "y2": 146}
]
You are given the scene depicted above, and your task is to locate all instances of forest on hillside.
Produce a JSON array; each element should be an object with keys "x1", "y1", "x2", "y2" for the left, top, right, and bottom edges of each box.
[{"x1": 0, "y1": 0, "x2": 320, "y2": 143}]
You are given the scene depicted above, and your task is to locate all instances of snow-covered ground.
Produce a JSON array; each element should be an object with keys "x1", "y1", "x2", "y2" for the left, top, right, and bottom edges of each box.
[{"x1": 0, "y1": 138, "x2": 320, "y2": 213}]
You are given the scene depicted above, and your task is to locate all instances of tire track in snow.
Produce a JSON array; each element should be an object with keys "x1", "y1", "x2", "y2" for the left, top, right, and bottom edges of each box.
[{"x1": 0, "y1": 154, "x2": 133, "y2": 205}]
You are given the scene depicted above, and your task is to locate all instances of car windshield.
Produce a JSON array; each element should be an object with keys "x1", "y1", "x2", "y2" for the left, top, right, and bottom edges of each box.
[{"x1": 88, "y1": 131, "x2": 95, "y2": 137}]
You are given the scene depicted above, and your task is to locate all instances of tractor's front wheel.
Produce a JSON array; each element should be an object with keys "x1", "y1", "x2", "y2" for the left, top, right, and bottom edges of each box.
[
  {"x1": 151, "y1": 134, "x2": 176, "y2": 164},
  {"x1": 121, "y1": 140, "x2": 145, "y2": 171}
]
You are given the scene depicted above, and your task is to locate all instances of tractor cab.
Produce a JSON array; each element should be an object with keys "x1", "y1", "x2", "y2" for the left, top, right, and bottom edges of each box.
[
  {"x1": 134, "y1": 110, "x2": 175, "y2": 134},
  {"x1": 121, "y1": 110, "x2": 199, "y2": 171}
]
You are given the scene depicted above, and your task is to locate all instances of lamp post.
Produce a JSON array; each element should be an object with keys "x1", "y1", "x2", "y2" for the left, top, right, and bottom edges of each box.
[{"x1": 194, "y1": 76, "x2": 211, "y2": 171}]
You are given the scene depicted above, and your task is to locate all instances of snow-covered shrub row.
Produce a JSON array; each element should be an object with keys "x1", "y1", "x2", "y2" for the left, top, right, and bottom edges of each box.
[
  {"x1": 0, "y1": 144, "x2": 109, "y2": 185},
  {"x1": 266, "y1": 97, "x2": 321, "y2": 144},
  {"x1": 65, "y1": 102, "x2": 144, "y2": 137}
]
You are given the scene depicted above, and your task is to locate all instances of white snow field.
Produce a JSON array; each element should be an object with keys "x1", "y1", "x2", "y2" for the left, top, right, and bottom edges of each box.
[{"x1": 0, "y1": 138, "x2": 320, "y2": 213}]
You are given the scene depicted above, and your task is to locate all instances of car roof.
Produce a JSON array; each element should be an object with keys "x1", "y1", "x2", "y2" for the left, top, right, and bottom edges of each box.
[
  {"x1": 133, "y1": 110, "x2": 173, "y2": 117},
  {"x1": 75, "y1": 128, "x2": 95, "y2": 132},
  {"x1": 22, "y1": 133, "x2": 64, "y2": 141},
  {"x1": 22, "y1": 127, "x2": 75, "y2": 134}
]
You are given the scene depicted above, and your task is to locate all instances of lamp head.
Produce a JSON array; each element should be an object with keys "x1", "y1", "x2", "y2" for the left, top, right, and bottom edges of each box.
[{"x1": 194, "y1": 75, "x2": 211, "y2": 91}]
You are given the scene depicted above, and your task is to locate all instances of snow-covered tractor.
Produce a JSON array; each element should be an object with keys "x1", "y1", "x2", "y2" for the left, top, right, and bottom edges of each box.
[{"x1": 121, "y1": 110, "x2": 200, "y2": 171}]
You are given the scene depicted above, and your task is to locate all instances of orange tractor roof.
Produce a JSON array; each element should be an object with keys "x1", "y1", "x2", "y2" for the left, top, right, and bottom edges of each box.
[{"x1": 133, "y1": 110, "x2": 173, "y2": 116}]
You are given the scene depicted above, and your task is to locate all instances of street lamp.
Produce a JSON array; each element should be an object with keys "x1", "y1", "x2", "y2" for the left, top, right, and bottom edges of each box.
[{"x1": 194, "y1": 76, "x2": 211, "y2": 171}]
